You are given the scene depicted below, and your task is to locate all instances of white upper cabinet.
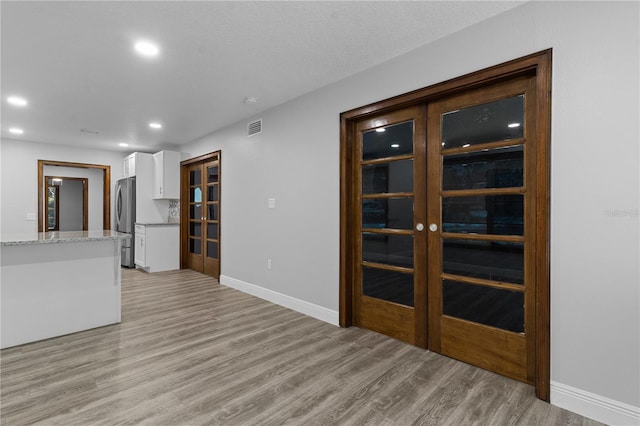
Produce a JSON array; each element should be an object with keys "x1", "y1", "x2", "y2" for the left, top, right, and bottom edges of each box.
[
  {"x1": 123, "y1": 153, "x2": 136, "y2": 177},
  {"x1": 153, "y1": 150, "x2": 181, "y2": 199}
]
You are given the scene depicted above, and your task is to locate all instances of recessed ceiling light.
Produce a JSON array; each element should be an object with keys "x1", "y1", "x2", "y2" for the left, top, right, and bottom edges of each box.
[
  {"x1": 391, "y1": 143, "x2": 400, "y2": 148},
  {"x1": 375, "y1": 128, "x2": 386, "y2": 133},
  {"x1": 149, "y1": 122, "x2": 162, "y2": 129},
  {"x1": 119, "y1": 143, "x2": 129, "y2": 147},
  {"x1": 9, "y1": 127, "x2": 24, "y2": 134},
  {"x1": 508, "y1": 122, "x2": 521, "y2": 128},
  {"x1": 134, "y1": 40, "x2": 160, "y2": 57},
  {"x1": 7, "y1": 96, "x2": 28, "y2": 107}
]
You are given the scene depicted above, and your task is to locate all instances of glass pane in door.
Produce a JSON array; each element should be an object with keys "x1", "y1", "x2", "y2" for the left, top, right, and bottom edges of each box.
[
  {"x1": 362, "y1": 233, "x2": 413, "y2": 267},
  {"x1": 442, "y1": 194, "x2": 524, "y2": 235},
  {"x1": 443, "y1": 239, "x2": 524, "y2": 284},
  {"x1": 442, "y1": 279, "x2": 524, "y2": 333},
  {"x1": 207, "y1": 166, "x2": 219, "y2": 183},
  {"x1": 207, "y1": 223, "x2": 218, "y2": 240},
  {"x1": 443, "y1": 145, "x2": 523, "y2": 190},
  {"x1": 362, "y1": 266, "x2": 414, "y2": 307},
  {"x1": 207, "y1": 185, "x2": 219, "y2": 202},
  {"x1": 190, "y1": 169, "x2": 201, "y2": 185},
  {"x1": 189, "y1": 222, "x2": 201, "y2": 237},
  {"x1": 441, "y1": 95, "x2": 524, "y2": 149},
  {"x1": 362, "y1": 160, "x2": 413, "y2": 194},
  {"x1": 362, "y1": 198, "x2": 413, "y2": 229},
  {"x1": 206, "y1": 241, "x2": 218, "y2": 259},
  {"x1": 362, "y1": 120, "x2": 414, "y2": 159},
  {"x1": 189, "y1": 238, "x2": 201, "y2": 254}
]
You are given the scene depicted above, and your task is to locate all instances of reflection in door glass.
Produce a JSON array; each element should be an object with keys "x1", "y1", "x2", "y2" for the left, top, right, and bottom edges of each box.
[
  {"x1": 443, "y1": 279, "x2": 524, "y2": 333},
  {"x1": 362, "y1": 233, "x2": 413, "y2": 268},
  {"x1": 190, "y1": 187, "x2": 202, "y2": 203},
  {"x1": 362, "y1": 120, "x2": 413, "y2": 160},
  {"x1": 362, "y1": 198, "x2": 413, "y2": 229},
  {"x1": 362, "y1": 266, "x2": 413, "y2": 307},
  {"x1": 443, "y1": 145, "x2": 523, "y2": 190},
  {"x1": 443, "y1": 239, "x2": 523, "y2": 284},
  {"x1": 442, "y1": 195, "x2": 523, "y2": 235},
  {"x1": 442, "y1": 95, "x2": 524, "y2": 149}
]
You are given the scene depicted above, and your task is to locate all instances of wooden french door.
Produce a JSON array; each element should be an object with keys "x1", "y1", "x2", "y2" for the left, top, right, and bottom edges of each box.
[
  {"x1": 427, "y1": 76, "x2": 537, "y2": 383},
  {"x1": 353, "y1": 106, "x2": 427, "y2": 346},
  {"x1": 342, "y1": 51, "x2": 551, "y2": 397},
  {"x1": 182, "y1": 153, "x2": 220, "y2": 278}
]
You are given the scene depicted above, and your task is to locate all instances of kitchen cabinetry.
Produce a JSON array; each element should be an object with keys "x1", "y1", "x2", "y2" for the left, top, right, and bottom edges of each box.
[
  {"x1": 134, "y1": 223, "x2": 179, "y2": 272},
  {"x1": 153, "y1": 150, "x2": 181, "y2": 199},
  {"x1": 134, "y1": 225, "x2": 146, "y2": 267},
  {"x1": 123, "y1": 153, "x2": 137, "y2": 177}
]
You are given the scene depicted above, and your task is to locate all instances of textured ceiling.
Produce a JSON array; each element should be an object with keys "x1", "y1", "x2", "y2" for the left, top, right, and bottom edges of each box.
[{"x1": 1, "y1": 1, "x2": 524, "y2": 152}]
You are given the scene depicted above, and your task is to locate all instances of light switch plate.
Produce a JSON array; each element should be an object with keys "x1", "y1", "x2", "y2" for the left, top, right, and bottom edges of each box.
[
  {"x1": 25, "y1": 213, "x2": 36, "y2": 221},
  {"x1": 268, "y1": 198, "x2": 276, "y2": 209}
]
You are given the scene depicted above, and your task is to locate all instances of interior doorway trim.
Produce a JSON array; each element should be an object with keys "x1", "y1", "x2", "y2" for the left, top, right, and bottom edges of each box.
[
  {"x1": 339, "y1": 49, "x2": 552, "y2": 400},
  {"x1": 38, "y1": 160, "x2": 111, "y2": 232}
]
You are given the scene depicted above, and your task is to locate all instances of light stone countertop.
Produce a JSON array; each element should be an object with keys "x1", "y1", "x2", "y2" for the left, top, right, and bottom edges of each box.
[
  {"x1": 134, "y1": 222, "x2": 180, "y2": 226},
  {"x1": 1, "y1": 230, "x2": 131, "y2": 246}
]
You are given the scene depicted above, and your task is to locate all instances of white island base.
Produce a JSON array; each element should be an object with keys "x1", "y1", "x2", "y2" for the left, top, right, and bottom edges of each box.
[{"x1": 1, "y1": 231, "x2": 128, "y2": 349}]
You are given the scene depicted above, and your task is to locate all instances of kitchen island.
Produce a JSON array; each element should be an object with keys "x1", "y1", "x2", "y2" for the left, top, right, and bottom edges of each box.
[{"x1": 0, "y1": 230, "x2": 130, "y2": 349}]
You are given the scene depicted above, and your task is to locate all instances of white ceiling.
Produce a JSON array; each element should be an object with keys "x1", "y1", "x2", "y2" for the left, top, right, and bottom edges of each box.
[{"x1": 1, "y1": 1, "x2": 524, "y2": 153}]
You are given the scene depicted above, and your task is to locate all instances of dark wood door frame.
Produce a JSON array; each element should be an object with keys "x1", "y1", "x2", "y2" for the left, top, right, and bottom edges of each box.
[
  {"x1": 339, "y1": 49, "x2": 552, "y2": 400},
  {"x1": 38, "y1": 160, "x2": 111, "y2": 232}
]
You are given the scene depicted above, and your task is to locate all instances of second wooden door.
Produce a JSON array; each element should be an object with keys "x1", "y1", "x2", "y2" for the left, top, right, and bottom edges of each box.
[{"x1": 183, "y1": 154, "x2": 220, "y2": 278}]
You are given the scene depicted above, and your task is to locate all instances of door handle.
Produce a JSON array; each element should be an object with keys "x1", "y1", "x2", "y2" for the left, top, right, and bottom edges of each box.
[
  {"x1": 416, "y1": 223, "x2": 424, "y2": 231},
  {"x1": 429, "y1": 223, "x2": 438, "y2": 232}
]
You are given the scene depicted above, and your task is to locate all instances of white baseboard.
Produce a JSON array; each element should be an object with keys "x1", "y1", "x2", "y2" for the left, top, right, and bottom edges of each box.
[
  {"x1": 551, "y1": 381, "x2": 640, "y2": 425},
  {"x1": 219, "y1": 275, "x2": 340, "y2": 326}
]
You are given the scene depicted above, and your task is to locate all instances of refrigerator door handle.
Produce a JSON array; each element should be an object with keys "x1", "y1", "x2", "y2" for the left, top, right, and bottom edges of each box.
[{"x1": 116, "y1": 183, "x2": 122, "y2": 228}]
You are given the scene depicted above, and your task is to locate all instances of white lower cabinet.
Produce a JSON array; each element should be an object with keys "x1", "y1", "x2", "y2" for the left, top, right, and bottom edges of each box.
[{"x1": 134, "y1": 224, "x2": 179, "y2": 272}]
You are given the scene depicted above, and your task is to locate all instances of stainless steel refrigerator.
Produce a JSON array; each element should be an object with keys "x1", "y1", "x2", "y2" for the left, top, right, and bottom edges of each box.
[{"x1": 115, "y1": 177, "x2": 136, "y2": 267}]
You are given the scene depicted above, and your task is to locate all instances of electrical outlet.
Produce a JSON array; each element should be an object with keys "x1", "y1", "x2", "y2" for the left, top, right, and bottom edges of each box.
[{"x1": 267, "y1": 259, "x2": 272, "y2": 270}]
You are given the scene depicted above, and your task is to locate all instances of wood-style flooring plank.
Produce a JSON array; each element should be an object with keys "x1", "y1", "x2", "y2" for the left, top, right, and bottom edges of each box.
[{"x1": 1, "y1": 268, "x2": 602, "y2": 425}]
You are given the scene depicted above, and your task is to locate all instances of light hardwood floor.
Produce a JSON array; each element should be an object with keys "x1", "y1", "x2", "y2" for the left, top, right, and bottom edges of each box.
[{"x1": 1, "y1": 269, "x2": 601, "y2": 425}]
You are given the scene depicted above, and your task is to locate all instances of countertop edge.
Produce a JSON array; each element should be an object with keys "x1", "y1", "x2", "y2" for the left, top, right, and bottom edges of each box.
[{"x1": 1, "y1": 232, "x2": 131, "y2": 247}]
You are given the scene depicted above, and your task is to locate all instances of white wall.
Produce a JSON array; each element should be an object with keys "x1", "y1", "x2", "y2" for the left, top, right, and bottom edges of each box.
[
  {"x1": 0, "y1": 138, "x2": 125, "y2": 235},
  {"x1": 180, "y1": 1, "x2": 639, "y2": 423},
  {"x1": 44, "y1": 167, "x2": 104, "y2": 230}
]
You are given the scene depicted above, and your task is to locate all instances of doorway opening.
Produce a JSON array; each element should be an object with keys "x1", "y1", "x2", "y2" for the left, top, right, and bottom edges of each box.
[
  {"x1": 37, "y1": 160, "x2": 110, "y2": 232},
  {"x1": 340, "y1": 50, "x2": 551, "y2": 400},
  {"x1": 44, "y1": 176, "x2": 88, "y2": 231}
]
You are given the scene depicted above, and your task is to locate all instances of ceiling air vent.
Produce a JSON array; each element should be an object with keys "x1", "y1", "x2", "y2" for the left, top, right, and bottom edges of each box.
[{"x1": 247, "y1": 119, "x2": 262, "y2": 137}]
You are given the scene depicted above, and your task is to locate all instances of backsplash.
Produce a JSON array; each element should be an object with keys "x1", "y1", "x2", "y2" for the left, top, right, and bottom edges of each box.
[{"x1": 168, "y1": 200, "x2": 180, "y2": 223}]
